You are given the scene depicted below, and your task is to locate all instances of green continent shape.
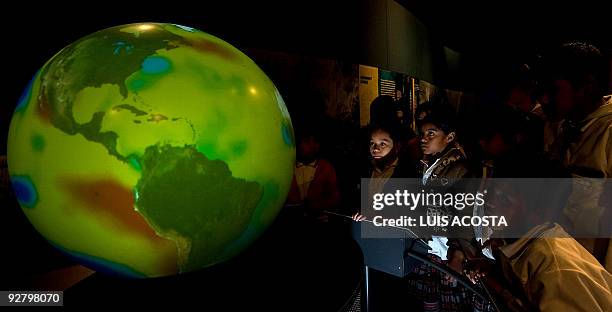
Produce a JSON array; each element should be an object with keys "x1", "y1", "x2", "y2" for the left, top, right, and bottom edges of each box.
[
  {"x1": 79, "y1": 112, "x2": 125, "y2": 161},
  {"x1": 135, "y1": 144, "x2": 263, "y2": 272},
  {"x1": 38, "y1": 26, "x2": 186, "y2": 162}
]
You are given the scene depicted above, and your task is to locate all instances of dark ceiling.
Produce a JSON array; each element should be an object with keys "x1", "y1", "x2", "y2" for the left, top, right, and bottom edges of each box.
[
  {"x1": 400, "y1": 0, "x2": 612, "y2": 55},
  {"x1": 4, "y1": 1, "x2": 610, "y2": 72}
]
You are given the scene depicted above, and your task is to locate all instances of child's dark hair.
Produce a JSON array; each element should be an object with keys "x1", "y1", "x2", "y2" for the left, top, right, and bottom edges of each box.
[
  {"x1": 539, "y1": 41, "x2": 610, "y2": 98},
  {"x1": 369, "y1": 95, "x2": 397, "y2": 126},
  {"x1": 369, "y1": 123, "x2": 401, "y2": 145},
  {"x1": 419, "y1": 109, "x2": 458, "y2": 135}
]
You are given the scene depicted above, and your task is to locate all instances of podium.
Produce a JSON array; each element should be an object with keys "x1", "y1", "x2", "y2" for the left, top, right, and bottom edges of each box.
[
  {"x1": 351, "y1": 221, "x2": 429, "y2": 312},
  {"x1": 351, "y1": 221, "x2": 429, "y2": 277},
  {"x1": 351, "y1": 221, "x2": 491, "y2": 312}
]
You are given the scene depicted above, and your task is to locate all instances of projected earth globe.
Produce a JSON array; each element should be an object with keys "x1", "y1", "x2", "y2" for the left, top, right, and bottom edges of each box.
[{"x1": 7, "y1": 23, "x2": 295, "y2": 277}]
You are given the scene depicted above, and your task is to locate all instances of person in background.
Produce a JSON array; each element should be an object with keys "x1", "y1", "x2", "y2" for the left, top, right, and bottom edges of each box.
[
  {"x1": 286, "y1": 127, "x2": 340, "y2": 224},
  {"x1": 503, "y1": 63, "x2": 545, "y2": 118},
  {"x1": 417, "y1": 108, "x2": 475, "y2": 264},
  {"x1": 476, "y1": 105, "x2": 571, "y2": 252},
  {"x1": 405, "y1": 109, "x2": 479, "y2": 311},
  {"x1": 369, "y1": 95, "x2": 420, "y2": 177},
  {"x1": 351, "y1": 95, "x2": 419, "y2": 221},
  {"x1": 477, "y1": 105, "x2": 560, "y2": 177},
  {"x1": 538, "y1": 41, "x2": 612, "y2": 270},
  {"x1": 352, "y1": 124, "x2": 411, "y2": 222},
  {"x1": 540, "y1": 94, "x2": 566, "y2": 162},
  {"x1": 500, "y1": 63, "x2": 546, "y2": 155},
  {"x1": 415, "y1": 100, "x2": 436, "y2": 123},
  {"x1": 418, "y1": 108, "x2": 472, "y2": 187},
  {"x1": 478, "y1": 167, "x2": 611, "y2": 312}
]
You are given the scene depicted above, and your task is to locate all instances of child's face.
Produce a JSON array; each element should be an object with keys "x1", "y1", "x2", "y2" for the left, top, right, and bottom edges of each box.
[
  {"x1": 297, "y1": 136, "x2": 319, "y2": 160},
  {"x1": 486, "y1": 182, "x2": 524, "y2": 233},
  {"x1": 420, "y1": 122, "x2": 453, "y2": 155},
  {"x1": 369, "y1": 130, "x2": 394, "y2": 159},
  {"x1": 541, "y1": 78, "x2": 577, "y2": 119}
]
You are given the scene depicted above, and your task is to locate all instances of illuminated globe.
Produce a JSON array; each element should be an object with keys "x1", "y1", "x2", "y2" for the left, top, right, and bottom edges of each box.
[{"x1": 7, "y1": 23, "x2": 295, "y2": 277}]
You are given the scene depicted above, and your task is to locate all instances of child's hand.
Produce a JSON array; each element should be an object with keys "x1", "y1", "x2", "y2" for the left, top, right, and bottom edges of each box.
[{"x1": 352, "y1": 213, "x2": 367, "y2": 221}]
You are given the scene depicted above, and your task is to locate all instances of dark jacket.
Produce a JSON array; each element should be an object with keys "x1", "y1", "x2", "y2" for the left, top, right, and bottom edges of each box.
[
  {"x1": 419, "y1": 143, "x2": 477, "y2": 240},
  {"x1": 419, "y1": 143, "x2": 472, "y2": 186}
]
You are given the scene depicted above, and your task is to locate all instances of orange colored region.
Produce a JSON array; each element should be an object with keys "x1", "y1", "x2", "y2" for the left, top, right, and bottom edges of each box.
[
  {"x1": 188, "y1": 38, "x2": 237, "y2": 61},
  {"x1": 61, "y1": 177, "x2": 178, "y2": 274}
]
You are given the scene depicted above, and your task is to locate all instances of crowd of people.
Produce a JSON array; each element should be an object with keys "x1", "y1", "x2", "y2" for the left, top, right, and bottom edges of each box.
[{"x1": 284, "y1": 41, "x2": 612, "y2": 311}]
